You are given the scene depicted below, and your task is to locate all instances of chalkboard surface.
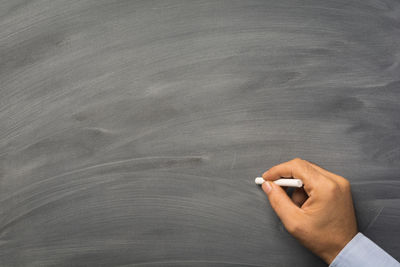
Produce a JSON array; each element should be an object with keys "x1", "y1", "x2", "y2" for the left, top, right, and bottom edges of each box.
[{"x1": 1, "y1": 1, "x2": 399, "y2": 266}]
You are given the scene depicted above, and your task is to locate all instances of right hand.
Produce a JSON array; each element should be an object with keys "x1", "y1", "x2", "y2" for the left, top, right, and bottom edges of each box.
[{"x1": 261, "y1": 158, "x2": 358, "y2": 264}]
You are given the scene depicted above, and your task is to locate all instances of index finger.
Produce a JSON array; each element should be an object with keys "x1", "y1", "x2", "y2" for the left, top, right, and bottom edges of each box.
[{"x1": 262, "y1": 158, "x2": 322, "y2": 192}]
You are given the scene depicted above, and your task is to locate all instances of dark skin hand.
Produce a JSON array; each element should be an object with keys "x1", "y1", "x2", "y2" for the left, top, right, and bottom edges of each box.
[{"x1": 261, "y1": 158, "x2": 358, "y2": 264}]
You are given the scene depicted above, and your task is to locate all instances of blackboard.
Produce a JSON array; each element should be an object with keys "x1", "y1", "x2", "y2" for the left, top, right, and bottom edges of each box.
[{"x1": 1, "y1": 1, "x2": 399, "y2": 266}]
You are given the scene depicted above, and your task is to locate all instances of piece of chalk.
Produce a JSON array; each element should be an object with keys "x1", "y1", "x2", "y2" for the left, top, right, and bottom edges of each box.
[{"x1": 254, "y1": 177, "x2": 303, "y2": 188}]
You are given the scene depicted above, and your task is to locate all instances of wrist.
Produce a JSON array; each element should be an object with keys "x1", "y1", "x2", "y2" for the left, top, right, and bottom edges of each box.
[{"x1": 321, "y1": 233, "x2": 358, "y2": 264}]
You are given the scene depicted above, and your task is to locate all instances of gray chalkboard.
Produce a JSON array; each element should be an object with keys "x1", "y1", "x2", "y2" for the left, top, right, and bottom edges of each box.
[{"x1": 1, "y1": 1, "x2": 399, "y2": 266}]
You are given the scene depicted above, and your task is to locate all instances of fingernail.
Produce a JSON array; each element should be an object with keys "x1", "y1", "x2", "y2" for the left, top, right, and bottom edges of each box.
[{"x1": 262, "y1": 181, "x2": 272, "y2": 194}]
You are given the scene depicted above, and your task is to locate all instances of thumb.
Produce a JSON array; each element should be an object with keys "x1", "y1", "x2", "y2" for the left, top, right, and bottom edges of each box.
[{"x1": 262, "y1": 181, "x2": 301, "y2": 229}]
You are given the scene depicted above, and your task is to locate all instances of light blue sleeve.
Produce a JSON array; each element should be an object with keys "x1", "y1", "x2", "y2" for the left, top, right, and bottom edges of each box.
[{"x1": 329, "y1": 232, "x2": 400, "y2": 267}]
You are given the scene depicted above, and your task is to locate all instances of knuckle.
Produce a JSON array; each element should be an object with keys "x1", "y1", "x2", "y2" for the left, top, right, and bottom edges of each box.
[
  {"x1": 291, "y1": 158, "x2": 303, "y2": 166},
  {"x1": 341, "y1": 179, "x2": 351, "y2": 189},
  {"x1": 325, "y1": 180, "x2": 340, "y2": 195},
  {"x1": 292, "y1": 157, "x2": 302, "y2": 163}
]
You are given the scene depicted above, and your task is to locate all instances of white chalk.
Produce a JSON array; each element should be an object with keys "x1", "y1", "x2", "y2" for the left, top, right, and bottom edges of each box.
[
  {"x1": 254, "y1": 177, "x2": 303, "y2": 188},
  {"x1": 254, "y1": 177, "x2": 266, "y2": 185}
]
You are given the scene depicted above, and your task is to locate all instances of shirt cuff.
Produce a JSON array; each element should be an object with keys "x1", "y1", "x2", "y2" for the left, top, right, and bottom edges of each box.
[{"x1": 329, "y1": 232, "x2": 400, "y2": 267}]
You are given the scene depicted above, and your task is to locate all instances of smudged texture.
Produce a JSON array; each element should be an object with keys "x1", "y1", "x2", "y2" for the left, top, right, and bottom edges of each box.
[{"x1": 1, "y1": 0, "x2": 400, "y2": 266}]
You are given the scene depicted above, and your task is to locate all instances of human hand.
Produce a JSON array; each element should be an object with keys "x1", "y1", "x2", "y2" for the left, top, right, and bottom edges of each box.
[{"x1": 261, "y1": 158, "x2": 358, "y2": 264}]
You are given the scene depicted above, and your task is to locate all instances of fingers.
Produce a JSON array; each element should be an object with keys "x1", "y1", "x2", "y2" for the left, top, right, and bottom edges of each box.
[
  {"x1": 262, "y1": 158, "x2": 321, "y2": 193},
  {"x1": 262, "y1": 181, "x2": 302, "y2": 229}
]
